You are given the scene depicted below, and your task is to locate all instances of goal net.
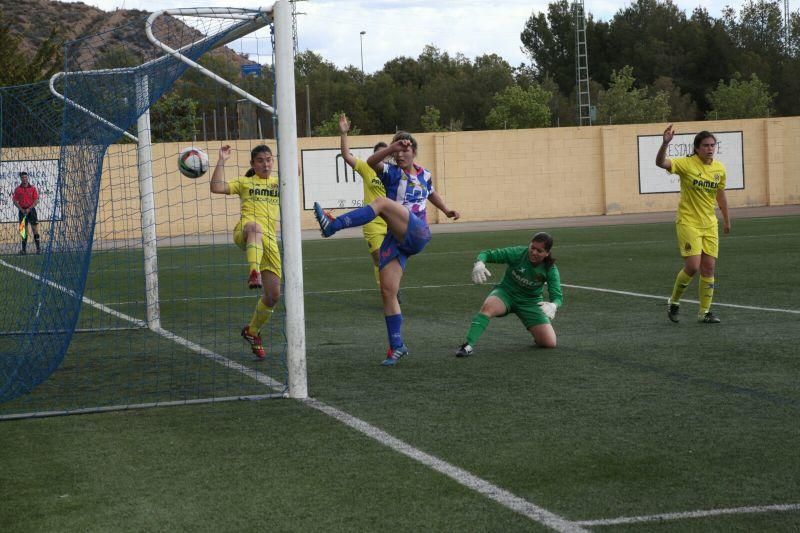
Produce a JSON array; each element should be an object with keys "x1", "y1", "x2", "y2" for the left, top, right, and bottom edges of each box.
[{"x1": 0, "y1": 2, "x2": 306, "y2": 419}]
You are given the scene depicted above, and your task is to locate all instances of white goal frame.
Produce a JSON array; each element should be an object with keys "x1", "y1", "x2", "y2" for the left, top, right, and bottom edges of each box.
[
  {"x1": 47, "y1": 2, "x2": 307, "y2": 400},
  {"x1": 146, "y1": 2, "x2": 307, "y2": 399}
]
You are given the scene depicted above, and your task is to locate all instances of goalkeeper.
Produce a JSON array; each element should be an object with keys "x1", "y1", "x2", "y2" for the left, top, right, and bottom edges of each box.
[{"x1": 455, "y1": 232, "x2": 562, "y2": 357}]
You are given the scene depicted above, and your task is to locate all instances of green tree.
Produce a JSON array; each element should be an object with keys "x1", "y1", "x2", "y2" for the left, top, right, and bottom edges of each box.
[
  {"x1": 705, "y1": 72, "x2": 775, "y2": 119},
  {"x1": 675, "y1": 7, "x2": 737, "y2": 113},
  {"x1": 0, "y1": 14, "x2": 62, "y2": 85},
  {"x1": 721, "y1": 0, "x2": 784, "y2": 92},
  {"x1": 520, "y1": 0, "x2": 575, "y2": 95},
  {"x1": 315, "y1": 111, "x2": 360, "y2": 137},
  {"x1": 295, "y1": 51, "x2": 367, "y2": 136},
  {"x1": 604, "y1": 0, "x2": 688, "y2": 86},
  {"x1": 652, "y1": 76, "x2": 699, "y2": 121},
  {"x1": 95, "y1": 47, "x2": 141, "y2": 69},
  {"x1": 420, "y1": 105, "x2": 443, "y2": 132},
  {"x1": 485, "y1": 84, "x2": 552, "y2": 129},
  {"x1": 461, "y1": 54, "x2": 515, "y2": 129},
  {"x1": 596, "y1": 65, "x2": 670, "y2": 124},
  {"x1": 150, "y1": 92, "x2": 200, "y2": 142}
]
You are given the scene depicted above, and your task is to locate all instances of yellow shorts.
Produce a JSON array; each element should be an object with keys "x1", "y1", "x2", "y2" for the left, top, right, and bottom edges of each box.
[
  {"x1": 363, "y1": 228, "x2": 386, "y2": 255},
  {"x1": 234, "y1": 221, "x2": 282, "y2": 278},
  {"x1": 676, "y1": 222, "x2": 718, "y2": 258}
]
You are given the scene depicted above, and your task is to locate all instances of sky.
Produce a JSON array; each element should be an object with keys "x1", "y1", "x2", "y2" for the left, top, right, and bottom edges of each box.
[{"x1": 61, "y1": 0, "x2": 736, "y2": 73}]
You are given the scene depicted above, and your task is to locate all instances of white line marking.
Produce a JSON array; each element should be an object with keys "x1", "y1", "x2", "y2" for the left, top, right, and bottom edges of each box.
[
  {"x1": 562, "y1": 284, "x2": 800, "y2": 314},
  {"x1": 92, "y1": 230, "x2": 800, "y2": 276},
  {"x1": 577, "y1": 503, "x2": 800, "y2": 526},
  {"x1": 304, "y1": 398, "x2": 588, "y2": 533},
  {"x1": 114, "y1": 282, "x2": 800, "y2": 315},
  {"x1": 0, "y1": 394, "x2": 283, "y2": 421}
]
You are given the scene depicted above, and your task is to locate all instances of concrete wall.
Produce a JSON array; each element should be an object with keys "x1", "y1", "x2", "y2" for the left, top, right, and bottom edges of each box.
[{"x1": 92, "y1": 117, "x2": 800, "y2": 241}]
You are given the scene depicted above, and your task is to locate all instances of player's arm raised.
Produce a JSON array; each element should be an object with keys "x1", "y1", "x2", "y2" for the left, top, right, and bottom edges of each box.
[
  {"x1": 367, "y1": 140, "x2": 399, "y2": 174},
  {"x1": 655, "y1": 123, "x2": 674, "y2": 171},
  {"x1": 339, "y1": 113, "x2": 357, "y2": 168},
  {"x1": 210, "y1": 145, "x2": 231, "y2": 195}
]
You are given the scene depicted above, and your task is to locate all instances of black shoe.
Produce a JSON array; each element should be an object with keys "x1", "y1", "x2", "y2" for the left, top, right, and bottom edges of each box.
[
  {"x1": 455, "y1": 343, "x2": 474, "y2": 357},
  {"x1": 667, "y1": 300, "x2": 680, "y2": 323},
  {"x1": 698, "y1": 312, "x2": 721, "y2": 324}
]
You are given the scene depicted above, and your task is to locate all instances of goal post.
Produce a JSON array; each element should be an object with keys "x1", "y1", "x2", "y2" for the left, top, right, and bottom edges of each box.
[
  {"x1": 144, "y1": 2, "x2": 307, "y2": 398},
  {"x1": 272, "y1": 0, "x2": 307, "y2": 399}
]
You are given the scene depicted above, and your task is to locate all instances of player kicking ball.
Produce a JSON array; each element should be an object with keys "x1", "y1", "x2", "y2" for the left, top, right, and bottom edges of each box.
[
  {"x1": 456, "y1": 232, "x2": 562, "y2": 357},
  {"x1": 313, "y1": 131, "x2": 460, "y2": 366}
]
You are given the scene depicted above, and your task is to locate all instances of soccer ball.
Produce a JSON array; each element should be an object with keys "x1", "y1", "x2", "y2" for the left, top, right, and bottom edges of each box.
[{"x1": 178, "y1": 147, "x2": 209, "y2": 179}]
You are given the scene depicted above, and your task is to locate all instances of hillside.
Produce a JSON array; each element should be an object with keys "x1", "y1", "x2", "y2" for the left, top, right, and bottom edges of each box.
[{"x1": 1, "y1": 0, "x2": 255, "y2": 71}]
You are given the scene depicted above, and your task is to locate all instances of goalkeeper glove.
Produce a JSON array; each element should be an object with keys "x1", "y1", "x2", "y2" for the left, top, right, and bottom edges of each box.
[
  {"x1": 538, "y1": 301, "x2": 557, "y2": 320},
  {"x1": 471, "y1": 261, "x2": 491, "y2": 284}
]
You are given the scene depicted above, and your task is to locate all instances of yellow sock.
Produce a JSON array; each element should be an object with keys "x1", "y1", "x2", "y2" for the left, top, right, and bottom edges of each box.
[
  {"x1": 698, "y1": 276, "x2": 715, "y2": 315},
  {"x1": 373, "y1": 265, "x2": 381, "y2": 287},
  {"x1": 248, "y1": 299, "x2": 274, "y2": 334},
  {"x1": 670, "y1": 269, "x2": 693, "y2": 304},
  {"x1": 245, "y1": 243, "x2": 263, "y2": 272}
]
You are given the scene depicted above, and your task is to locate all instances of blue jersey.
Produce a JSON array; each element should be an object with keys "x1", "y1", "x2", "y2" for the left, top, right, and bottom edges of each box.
[{"x1": 381, "y1": 162, "x2": 434, "y2": 224}]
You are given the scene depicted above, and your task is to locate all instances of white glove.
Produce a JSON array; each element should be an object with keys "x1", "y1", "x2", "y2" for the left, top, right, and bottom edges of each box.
[
  {"x1": 538, "y1": 301, "x2": 557, "y2": 320},
  {"x1": 471, "y1": 261, "x2": 491, "y2": 284}
]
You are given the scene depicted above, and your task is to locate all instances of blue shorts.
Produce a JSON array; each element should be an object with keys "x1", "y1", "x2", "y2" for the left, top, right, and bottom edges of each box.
[{"x1": 378, "y1": 212, "x2": 431, "y2": 270}]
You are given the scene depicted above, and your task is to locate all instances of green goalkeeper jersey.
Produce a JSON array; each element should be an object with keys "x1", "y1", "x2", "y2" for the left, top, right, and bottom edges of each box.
[{"x1": 477, "y1": 246, "x2": 563, "y2": 307}]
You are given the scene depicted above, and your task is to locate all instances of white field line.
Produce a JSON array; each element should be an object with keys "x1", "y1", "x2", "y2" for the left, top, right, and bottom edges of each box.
[
  {"x1": 5, "y1": 260, "x2": 797, "y2": 529},
  {"x1": 561, "y1": 284, "x2": 800, "y2": 314},
  {"x1": 576, "y1": 503, "x2": 800, "y2": 526},
  {"x1": 305, "y1": 398, "x2": 588, "y2": 533},
  {"x1": 117, "y1": 282, "x2": 800, "y2": 316}
]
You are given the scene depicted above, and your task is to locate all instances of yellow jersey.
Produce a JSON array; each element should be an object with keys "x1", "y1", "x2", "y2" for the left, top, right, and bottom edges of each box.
[
  {"x1": 354, "y1": 159, "x2": 387, "y2": 235},
  {"x1": 670, "y1": 155, "x2": 726, "y2": 228},
  {"x1": 227, "y1": 174, "x2": 280, "y2": 235}
]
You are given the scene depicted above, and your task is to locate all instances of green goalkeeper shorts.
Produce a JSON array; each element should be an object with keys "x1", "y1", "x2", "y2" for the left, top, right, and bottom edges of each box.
[{"x1": 488, "y1": 286, "x2": 550, "y2": 328}]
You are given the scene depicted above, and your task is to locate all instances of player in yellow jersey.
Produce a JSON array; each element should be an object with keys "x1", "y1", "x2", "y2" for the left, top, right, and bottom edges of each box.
[
  {"x1": 656, "y1": 125, "x2": 730, "y2": 324},
  {"x1": 211, "y1": 144, "x2": 281, "y2": 359},
  {"x1": 338, "y1": 113, "x2": 389, "y2": 288}
]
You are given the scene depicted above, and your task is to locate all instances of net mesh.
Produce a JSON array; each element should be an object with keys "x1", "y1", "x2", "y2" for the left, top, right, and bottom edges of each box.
[{"x1": 0, "y1": 7, "x2": 288, "y2": 416}]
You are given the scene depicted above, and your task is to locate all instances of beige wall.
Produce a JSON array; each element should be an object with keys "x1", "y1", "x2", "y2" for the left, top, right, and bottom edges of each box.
[{"x1": 94, "y1": 117, "x2": 800, "y2": 241}]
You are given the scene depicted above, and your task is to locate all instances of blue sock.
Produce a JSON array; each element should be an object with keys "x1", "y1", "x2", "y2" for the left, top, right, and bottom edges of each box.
[
  {"x1": 332, "y1": 205, "x2": 376, "y2": 232},
  {"x1": 385, "y1": 313, "x2": 403, "y2": 349}
]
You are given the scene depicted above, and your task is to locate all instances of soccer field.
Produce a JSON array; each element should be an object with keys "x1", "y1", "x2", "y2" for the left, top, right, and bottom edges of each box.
[{"x1": 1, "y1": 213, "x2": 799, "y2": 532}]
